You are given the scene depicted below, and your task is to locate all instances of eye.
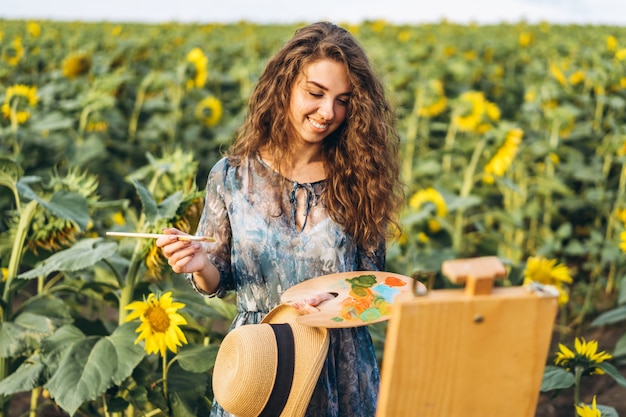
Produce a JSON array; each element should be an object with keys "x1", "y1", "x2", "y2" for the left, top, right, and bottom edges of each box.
[
  {"x1": 309, "y1": 91, "x2": 323, "y2": 98},
  {"x1": 336, "y1": 97, "x2": 349, "y2": 106}
]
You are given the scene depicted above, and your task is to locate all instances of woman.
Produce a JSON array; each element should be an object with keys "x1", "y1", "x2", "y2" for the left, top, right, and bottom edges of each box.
[{"x1": 157, "y1": 21, "x2": 403, "y2": 416}]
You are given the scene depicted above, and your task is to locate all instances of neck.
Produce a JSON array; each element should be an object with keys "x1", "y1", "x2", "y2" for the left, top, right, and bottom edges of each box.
[{"x1": 259, "y1": 145, "x2": 326, "y2": 183}]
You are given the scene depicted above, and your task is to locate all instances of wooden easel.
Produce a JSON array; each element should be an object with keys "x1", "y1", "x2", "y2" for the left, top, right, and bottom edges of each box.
[{"x1": 376, "y1": 256, "x2": 558, "y2": 417}]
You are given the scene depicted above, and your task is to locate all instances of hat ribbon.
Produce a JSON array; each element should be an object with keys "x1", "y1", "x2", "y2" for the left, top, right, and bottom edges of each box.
[{"x1": 258, "y1": 323, "x2": 295, "y2": 417}]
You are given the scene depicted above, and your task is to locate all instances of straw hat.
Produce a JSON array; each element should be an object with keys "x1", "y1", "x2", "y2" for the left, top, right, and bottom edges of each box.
[{"x1": 212, "y1": 304, "x2": 330, "y2": 417}]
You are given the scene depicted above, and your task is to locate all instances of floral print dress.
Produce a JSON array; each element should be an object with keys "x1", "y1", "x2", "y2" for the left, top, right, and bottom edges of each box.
[{"x1": 190, "y1": 155, "x2": 384, "y2": 417}]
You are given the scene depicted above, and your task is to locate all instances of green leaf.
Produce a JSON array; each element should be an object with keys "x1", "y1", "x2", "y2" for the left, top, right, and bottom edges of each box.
[
  {"x1": 204, "y1": 297, "x2": 238, "y2": 322},
  {"x1": 613, "y1": 332, "x2": 626, "y2": 358},
  {"x1": 132, "y1": 179, "x2": 158, "y2": 223},
  {"x1": 540, "y1": 365, "x2": 575, "y2": 392},
  {"x1": 16, "y1": 178, "x2": 90, "y2": 230},
  {"x1": 40, "y1": 325, "x2": 87, "y2": 375},
  {"x1": 158, "y1": 191, "x2": 183, "y2": 219},
  {"x1": 19, "y1": 296, "x2": 73, "y2": 323},
  {"x1": 167, "y1": 363, "x2": 210, "y2": 415},
  {"x1": 170, "y1": 391, "x2": 199, "y2": 417},
  {"x1": 446, "y1": 194, "x2": 482, "y2": 211},
  {"x1": 618, "y1": 275, "x2": 626, "y2": 306},
  {"x1": 47, "y1": 190, "x2": 90, "y2": 230},
  {"x1": 597, "y1": 404, "x2": 619, "y2": 417},
  {"x1": 597, "y1": 362, "x2": 626, "y2": 387},
  {"x1": 18, "y1": 238, "x2": 117, "y2": 279},
  {"x1": 0, "y1": 156, "x2": 22, "y2": 196},
  {"x1": 45, "y1": 322, "x2": 145, "y2": 416},
  {"x1": 175, "y1": 344, "x2": 219, "y2": 373},
  {"x1": 0, "y1": 353, "x2": 45, "y2": 395},
  {"x1": 30, "y1": 111, "x2": 74, "y2": 132},
  {"x1": 590, "y1": 305, "x2": 626, "y2": 327},
  {"x1": 0, "y1": 312, "x2": 56, "y2": 357}
]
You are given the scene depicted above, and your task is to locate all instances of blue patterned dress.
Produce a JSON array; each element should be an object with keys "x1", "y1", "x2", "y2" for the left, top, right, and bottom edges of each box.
[{"x1": 190, "y1": 154, "x2": 384, "y2": 417}]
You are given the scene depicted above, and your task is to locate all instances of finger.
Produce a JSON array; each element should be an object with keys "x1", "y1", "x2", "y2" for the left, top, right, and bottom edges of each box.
[
  {"x1": 166, "y1": 243, "x2": 202, "y2": 264},
  {"x1": 156, "y1": 233, "x2": 180, "y2": 248},
  {"x1": 306, "y1": 292, "x2": 337, "y2": 307},
  {"x1": 286, "y1": 301, "x2": 320, "y2": 315}
]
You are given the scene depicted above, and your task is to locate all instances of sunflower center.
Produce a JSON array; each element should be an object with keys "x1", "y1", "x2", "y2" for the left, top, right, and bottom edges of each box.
[{"x1": 146, "y1": 306, "x2": 170, "y2": 333}]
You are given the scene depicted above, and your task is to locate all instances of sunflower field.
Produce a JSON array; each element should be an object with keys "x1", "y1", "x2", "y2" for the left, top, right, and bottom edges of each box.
[{"x1": 0, "y1": 18, "x2": 626, "y2": 416}]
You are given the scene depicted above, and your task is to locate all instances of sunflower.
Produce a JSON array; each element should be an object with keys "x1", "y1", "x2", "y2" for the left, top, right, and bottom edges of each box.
[
  {"x1": 27, "y1": 22, "x2": 41, "y2": 38},
  {"x1": 125, "y1": 292, "x2": 188, "y2": 357},
  {"x1": 409, "y1": 187, "x2": 448, "y2": 233},
  {"x1": 62, "y1": 52, "x2": 92, "y2": 79},
  {"x1": 555, "y1": 337, "x2": 612, "y2": 376},
  {"x1": 186, "y1": 47, "x2": 208, "y2": 89},
  {"x1": 549, "y1": 62, "x2": 568, "y2": 86},
  {"x1": 523, "y1": 256, "x2": 572, "y2": 304},
  {"x1": 4, "y1": 36, "x2": 24, "y2": 66},
  {"x1": 25, "y1": 168, "x2": 99, "y2": 254},
  {"x1": 418, "y1": 79, "x2": 448, "y2": 118},
  {"x1": 569, "y1": 70, "x2": 586, "y2": 86},
  {"x1": 1, "y1": 84, "x2": 38, "y2": 124},
  {"x1": 519, "y1": 32, "x2": 533, "y2": 47},
  {"x1": 576, "y1": 396, "x2": 602, "y2": 417},
  {"x1": 483, "y1": 128, "x2": 523, "y2": 184},
  {"x1": 195, "y1": 96, "x2": 223, "y2": 127},
  {"x1": 453, "y1": 91, "x2": 500, "y2": 134},
  {"x1": 607, "y1": 35, "x2": 618, "y2": 52}
]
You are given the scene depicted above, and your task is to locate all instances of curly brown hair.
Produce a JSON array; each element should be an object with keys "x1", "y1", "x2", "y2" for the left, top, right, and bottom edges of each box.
[{"x1": 228, "y1": 21, "x2": 403, "y2": 251}]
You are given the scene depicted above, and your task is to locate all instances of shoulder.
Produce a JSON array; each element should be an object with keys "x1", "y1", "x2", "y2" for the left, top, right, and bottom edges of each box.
[{"x1": 207, "y1": 155, "x2": 259, "y2": 184}]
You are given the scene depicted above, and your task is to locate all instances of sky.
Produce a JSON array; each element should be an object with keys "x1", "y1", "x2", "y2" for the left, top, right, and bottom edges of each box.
[{"x1": 2, "y1": 0, "x2": 626, "y2": 26}]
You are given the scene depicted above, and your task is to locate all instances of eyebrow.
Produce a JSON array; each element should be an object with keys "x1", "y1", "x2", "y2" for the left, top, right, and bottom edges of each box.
[{"x1": 305, "y1": 80, "x2": 352, "y2": 97}]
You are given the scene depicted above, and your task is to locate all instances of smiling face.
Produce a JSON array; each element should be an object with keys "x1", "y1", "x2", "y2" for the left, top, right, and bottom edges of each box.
[{"x1": 287, "y1": 59, "x2": 351, "y2": 148}]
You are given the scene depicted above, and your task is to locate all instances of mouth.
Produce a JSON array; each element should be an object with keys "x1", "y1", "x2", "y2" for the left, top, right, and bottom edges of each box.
[{"x1": 308, "y1": 117, "x2": 329, "y2": 130}]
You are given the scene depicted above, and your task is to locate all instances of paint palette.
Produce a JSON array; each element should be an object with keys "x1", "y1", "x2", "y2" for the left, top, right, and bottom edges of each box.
[{"x1": 281, "y1": 271, "x2": 421, "y2": 328}]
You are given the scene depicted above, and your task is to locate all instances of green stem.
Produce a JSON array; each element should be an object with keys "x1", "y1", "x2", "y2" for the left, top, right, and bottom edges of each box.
[
  {"x1": 128, "y1": 72, "x2": 155, "y2": 143},
  {"x1": 29, "y1": 386, "x2": 40, "y2": 417},
  {"x1": 573, "y1": 366, "x2": 583, "y2": 407},
  {"x1": 452, "y1": 138, "x2": 486, "y2": 253},
  {"x1": 167, "y1": 65, "x2": 187, "y2": 143},
  {"x1": 606, "y1": 161, "x2": 626, "y2": 294},
  {"x1": 118, "y1": 247, "x2": 143, "y2": 325},
  {"x1": 401, "y1": 88, "x2": 423, "y2": 186},
  {"x1": 592, "y1": 88, "x2": 605, "y2": 134},
  {"x1": 102, "y1": 393, "x2": 110, "y2": 417},
  {"x1": 1, "y1": 199, "x2": 38, "y2": 416},
  {"x1": 542, "y1": 119, "x2": 560, "y2": 235},
  {"x1": 442, "y1": 118, "x2": 458, "y2": 175},
  {"x1": 77, "y1": 102, "x2": 97, "y2": 144},
  {"x1": 3, "y1": 200, "x2": 38, "y2": 311},
  {"x1": 10, "y1": 100, "x2": 20, "y2": 156},
  {"x1": 162, "y1": 354, "x2": 168, "y2": 400}
]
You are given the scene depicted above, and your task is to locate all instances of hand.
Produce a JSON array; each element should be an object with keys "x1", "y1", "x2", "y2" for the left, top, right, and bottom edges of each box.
[
  {"x1": 287, "y1": 292, "x2": 337, "y2": 315},
  {"x1": 156, "y1": 227, "x2": 209, "y2": 275}
]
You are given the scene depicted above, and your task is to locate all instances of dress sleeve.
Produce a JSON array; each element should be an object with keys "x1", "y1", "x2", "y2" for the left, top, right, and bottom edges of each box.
[{"x1": 187, "y1": 158, "x2": 234, "y2": 298}]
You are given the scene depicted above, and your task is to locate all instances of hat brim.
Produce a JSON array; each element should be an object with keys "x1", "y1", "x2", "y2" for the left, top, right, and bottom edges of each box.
[
  {"x1": 214, "y1": 304, "x2": 329, "y2": 417},
  {"x1": 281, "y1": 271, "x2": 420, "y2": 328}
]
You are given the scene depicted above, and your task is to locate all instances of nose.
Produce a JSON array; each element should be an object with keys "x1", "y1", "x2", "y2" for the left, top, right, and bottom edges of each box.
[{"x1": 317, "y1": 99, "x2": 334, "y2": 121}]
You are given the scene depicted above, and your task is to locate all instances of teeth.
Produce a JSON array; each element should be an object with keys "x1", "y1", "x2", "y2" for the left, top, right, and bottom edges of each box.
[{"x1": 310, "y1": 119, "x2": 328, "y2": 129}]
